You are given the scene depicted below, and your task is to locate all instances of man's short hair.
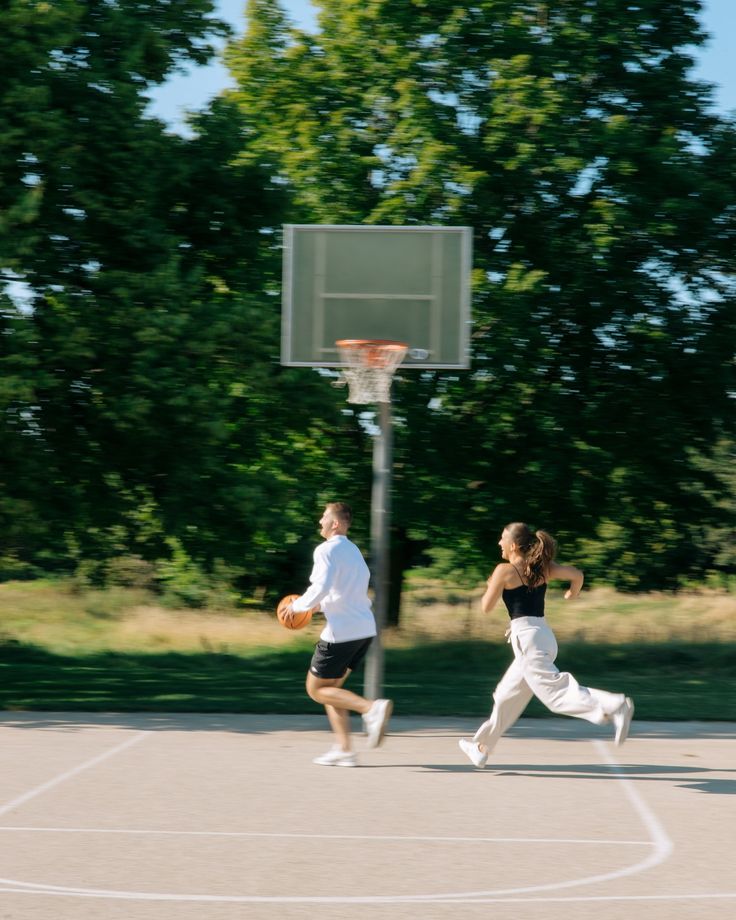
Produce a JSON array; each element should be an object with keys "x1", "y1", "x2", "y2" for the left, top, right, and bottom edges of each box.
[{"x1": 326, "y1": 501, "x2": 352, "y2": 528}]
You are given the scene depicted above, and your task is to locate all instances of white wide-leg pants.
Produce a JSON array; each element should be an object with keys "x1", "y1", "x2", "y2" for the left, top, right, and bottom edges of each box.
[{"x1": 473, "y1": 616, "x2": 625, "y2": 751}]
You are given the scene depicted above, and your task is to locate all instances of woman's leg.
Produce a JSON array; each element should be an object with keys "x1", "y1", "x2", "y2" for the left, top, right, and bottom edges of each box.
[
  {"x1": 515, "y1": 621, "x2": 624, "y2": 724},
  {"x1": 473, "y1": 657, "x2": 534, "y2": 752}
]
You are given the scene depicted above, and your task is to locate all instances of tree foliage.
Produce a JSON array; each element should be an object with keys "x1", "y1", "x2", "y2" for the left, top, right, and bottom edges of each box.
[
  {"x1": 0, "y1": 0, "x2": 368, "y2": 596},
  {"x1": 228, "y1": 0, "x2": 736, "y2": 593},
  {"x1": 1, "y1": 1, "x2": 734, "y2": 608}
]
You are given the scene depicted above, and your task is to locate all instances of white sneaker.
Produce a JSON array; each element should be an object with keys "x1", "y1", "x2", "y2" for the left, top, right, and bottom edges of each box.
[
  {"x1": 613, "y1": 697, "x2": 634, "y2": 746},
  {"x1": 362, "y1": 699, "x2": 393, "y2": 749},
  {"x1": 459, "y1": 738, "x2": 488, "y2": 768},
  {"x1": 312, "y1": 747, "x2": 357, "y2": 767}
]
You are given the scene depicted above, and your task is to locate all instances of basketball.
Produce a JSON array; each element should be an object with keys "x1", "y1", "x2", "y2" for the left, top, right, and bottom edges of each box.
[{"x1": 276, "y1": 594, "x2": 313, "y2": 630}]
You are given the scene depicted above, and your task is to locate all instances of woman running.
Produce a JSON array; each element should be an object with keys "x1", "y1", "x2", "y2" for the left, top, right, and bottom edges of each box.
[{"x1": 459, "y1": 522, "x2": 634, "y2": 768}]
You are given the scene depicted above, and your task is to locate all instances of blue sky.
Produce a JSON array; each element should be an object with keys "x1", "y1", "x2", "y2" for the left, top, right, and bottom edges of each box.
[
  {"x1": 146, "y1": 0, "x2": 316, "y2": 130},
  {"x1": 147, "y1": 0, "x2": 736, "y2": 132}
]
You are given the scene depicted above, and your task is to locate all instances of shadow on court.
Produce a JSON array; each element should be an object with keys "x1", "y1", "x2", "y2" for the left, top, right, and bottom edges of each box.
[{"x1": 675, "y1": 779, "x2": 736, "y2": 795}]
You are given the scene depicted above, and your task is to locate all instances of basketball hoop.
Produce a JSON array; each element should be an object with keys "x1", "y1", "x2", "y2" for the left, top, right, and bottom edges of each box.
[{"x1": 335, "y1": 339, "x2": 408, "y2": 404}]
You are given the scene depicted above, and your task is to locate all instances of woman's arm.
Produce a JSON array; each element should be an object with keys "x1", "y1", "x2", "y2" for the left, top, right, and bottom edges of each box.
[
  {"x1": 481, "y1": 564, "x2": 509, "y2": 614},
  {"x1": 547, "y1": 561, "x2": 584, "y2": 600}
]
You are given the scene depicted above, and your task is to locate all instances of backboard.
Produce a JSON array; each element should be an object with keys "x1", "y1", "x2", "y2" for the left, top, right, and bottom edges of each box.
[{"x1": 281, "y1": 225, "x2": 472, "y2": 368}]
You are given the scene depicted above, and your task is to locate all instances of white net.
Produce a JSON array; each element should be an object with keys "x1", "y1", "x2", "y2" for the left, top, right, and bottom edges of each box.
[{"x1": 336, "y1": 339, "x2": 408, "y2": 404}]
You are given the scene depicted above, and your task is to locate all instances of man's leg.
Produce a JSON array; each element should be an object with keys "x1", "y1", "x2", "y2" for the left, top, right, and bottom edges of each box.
[
  {"x1": 307, "y1": 639, "x2": 393, "y2": 759},
  {"x1": 306, "y1": 669, "x2": 366, "y2": 750},
  {"x1": 306, "y1": 669, "x2": 371, "y2": 752}
]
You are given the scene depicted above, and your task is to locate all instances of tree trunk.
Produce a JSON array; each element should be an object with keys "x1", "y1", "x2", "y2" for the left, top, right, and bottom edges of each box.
[{"x1": 386, "y1": 527, "x2": 428, "y2": 627}]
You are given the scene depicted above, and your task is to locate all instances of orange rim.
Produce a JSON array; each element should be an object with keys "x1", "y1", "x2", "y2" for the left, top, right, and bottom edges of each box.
[{"x1": 336, "y1": 339, "x2": 408, "y2": 368}]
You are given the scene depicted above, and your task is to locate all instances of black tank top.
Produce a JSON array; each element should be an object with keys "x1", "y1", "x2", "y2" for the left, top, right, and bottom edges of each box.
[{"x1": 502, "y1": 564, "x2": 546, "y2": 619}]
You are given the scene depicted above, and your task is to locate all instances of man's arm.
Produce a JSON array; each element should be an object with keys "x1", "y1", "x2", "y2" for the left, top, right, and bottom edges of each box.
[{"x1": 291, "y1": 545, "x2": 334, "y2": 612}]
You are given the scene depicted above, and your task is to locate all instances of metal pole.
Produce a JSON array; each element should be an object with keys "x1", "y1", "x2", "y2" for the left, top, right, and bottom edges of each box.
[{"x1": 364, "y1": 399, "x2": 392, "y2": 701}]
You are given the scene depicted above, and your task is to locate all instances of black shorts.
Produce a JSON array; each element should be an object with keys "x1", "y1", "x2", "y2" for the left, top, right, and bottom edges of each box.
[{"x1": 309, "y1": 637, "x2": 374, "y2": 680}]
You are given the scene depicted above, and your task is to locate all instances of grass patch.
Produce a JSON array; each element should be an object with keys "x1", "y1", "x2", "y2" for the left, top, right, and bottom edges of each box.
[
  {"x1": 0, "y1": 640, "x2": 733, "y2": 720},
  {"x1": 0, "y1": 579, "x2": 734, "y2": 718}
]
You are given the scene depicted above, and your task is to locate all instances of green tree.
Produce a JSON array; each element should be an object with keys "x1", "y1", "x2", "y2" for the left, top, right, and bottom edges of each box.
[
  {"x1": 1, "y1": 0, "x2": 233, "y2": 571},
  {"x1": 228, "y1": 0, "x2": 736, "y2": 602},
  {"x1": 0, "y1": 0, "x2": 369, "y2": 597},
  {"x1": 686, "y1": 436, "x2": 736, "y2": 584}
]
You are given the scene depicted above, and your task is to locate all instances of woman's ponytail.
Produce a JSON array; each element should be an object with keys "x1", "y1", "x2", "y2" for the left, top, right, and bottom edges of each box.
[{"x1": 505, "y1": 522, "x2": 557, "y2": 587}]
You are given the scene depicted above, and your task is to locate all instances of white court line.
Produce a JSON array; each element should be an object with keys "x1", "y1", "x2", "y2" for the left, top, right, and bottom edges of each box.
[
  {"x1": 0, "y1": 827, "x2": 651, "y2": 846},
  {"x1": 0, "y1": 732, "x2": 150, "y2": 819},
  {"x1": 5, "y1": 890, "x2": 734, "y2": 903},
  {"x1": 592, "y1": 740, "x2": 675, "y2": 859},
  {"x1": 0, "y1": 885, "x2": 734, "y2": 904},
  {"x1": 0, "y1": 737, "x2": 681, "y2": 903},
  {"x1": 408, "y1": 893, "x2": 736, "y2": 904}
]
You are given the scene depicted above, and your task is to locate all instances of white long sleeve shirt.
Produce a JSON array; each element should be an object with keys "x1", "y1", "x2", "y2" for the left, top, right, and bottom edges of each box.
[{"x1": 292, "y1": 535, "x2": 376, "y2": 643}]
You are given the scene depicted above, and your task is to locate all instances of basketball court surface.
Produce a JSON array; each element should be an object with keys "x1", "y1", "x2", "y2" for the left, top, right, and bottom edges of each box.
[{"x1": 0, "y1": 712, "x2": 733, "y2": 920}]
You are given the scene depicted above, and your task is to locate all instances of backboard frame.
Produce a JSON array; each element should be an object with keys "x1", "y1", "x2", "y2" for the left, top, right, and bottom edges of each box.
[{"x1": 281, "y1": 224, "x2": 472, "y2": 369}]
